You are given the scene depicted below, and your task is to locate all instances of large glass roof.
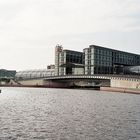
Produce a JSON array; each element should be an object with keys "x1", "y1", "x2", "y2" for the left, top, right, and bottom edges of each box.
[{"x1": 16, "y1": 69, "x2": 55, "y2": 79}]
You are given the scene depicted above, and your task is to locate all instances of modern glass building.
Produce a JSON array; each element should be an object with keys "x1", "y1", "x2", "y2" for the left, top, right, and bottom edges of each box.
[
  {"x1": 55, "y1": 44, "x2": 140, "y2": 76},
  {"x1": 84, "y1": 45, "x2": 140, "y2": 75},
  {"x1": 55, "y1": 45, "x2": 84, "y2": 75}
]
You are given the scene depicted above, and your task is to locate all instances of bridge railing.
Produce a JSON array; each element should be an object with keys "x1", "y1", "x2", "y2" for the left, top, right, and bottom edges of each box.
[
  {"x1": 45, "y1": 74, "x2": 140, "y2": 80},
  {"x1": 16, "y1": 74, "x2": 140, "y2": 81}
]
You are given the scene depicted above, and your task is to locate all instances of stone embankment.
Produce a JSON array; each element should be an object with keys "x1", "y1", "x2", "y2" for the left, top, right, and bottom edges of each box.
[{"x1": 100, "y1": 87, "x2": 140, "y2": 94}]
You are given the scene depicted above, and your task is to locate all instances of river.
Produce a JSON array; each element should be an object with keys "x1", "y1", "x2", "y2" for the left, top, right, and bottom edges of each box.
[{"x1": 0, "y1": 87, "x2": 140, "y2": 140}]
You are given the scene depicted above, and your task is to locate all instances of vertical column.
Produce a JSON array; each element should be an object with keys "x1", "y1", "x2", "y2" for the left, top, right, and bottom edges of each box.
[
  {"x1": 63, "y1": 51, "x2": 66, "y2": 75},
  {"x1": 90, "y1": 47, "x2": 94, "y2": 75},
  {"x1": 84, "y1": 48, "x2": 89, "y2": 75},
  {"x1": 55, "y1": 45, "x2": 63, "y2": 76}
]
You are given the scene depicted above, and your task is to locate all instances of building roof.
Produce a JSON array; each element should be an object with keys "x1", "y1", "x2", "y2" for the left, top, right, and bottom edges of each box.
[
  {"x1": 63, "y1": 49, "x2": 83, "y2": 54},
  {"x1": 89, "y1": 45, "x2": 140, "y2": 56}
]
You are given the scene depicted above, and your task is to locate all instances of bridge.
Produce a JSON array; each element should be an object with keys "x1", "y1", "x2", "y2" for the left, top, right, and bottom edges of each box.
[
  {"x1": 44, "y1": 74, "x2": 139, "y2": 80},
  {"x1": 17, "y1": 74, "x2": 140, "y2": 89}
]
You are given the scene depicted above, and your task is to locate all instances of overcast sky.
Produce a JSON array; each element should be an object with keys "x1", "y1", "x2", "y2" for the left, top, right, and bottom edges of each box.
[{"x1": 0, "y1": 0, "x2": 140, "y2": 71}]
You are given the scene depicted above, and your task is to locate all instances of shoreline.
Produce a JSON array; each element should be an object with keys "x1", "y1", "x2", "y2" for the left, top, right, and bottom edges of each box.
[
  {"x1": 0, "y1": 85, "x2": 140, "y2": 95},
  {"x1": 100, "y1": 87, "x2": 140, "y2": 94}
]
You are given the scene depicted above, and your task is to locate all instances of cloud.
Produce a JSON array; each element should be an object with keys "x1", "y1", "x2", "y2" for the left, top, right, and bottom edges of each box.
[
  {"x1": 0, "y1": 0, "x2": 140, "y2": 70},
  {"x1": 1, "y1": 0, "x2": 140, "y2": 36}
]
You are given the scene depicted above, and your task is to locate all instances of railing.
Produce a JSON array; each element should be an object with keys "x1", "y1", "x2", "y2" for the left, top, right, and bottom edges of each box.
[
  {"x1": 15, "y1": 74, "x2": 140, "y2": 81},
  {"x1": 45, "y1": 74, "x2": 140, "y2": 81}
]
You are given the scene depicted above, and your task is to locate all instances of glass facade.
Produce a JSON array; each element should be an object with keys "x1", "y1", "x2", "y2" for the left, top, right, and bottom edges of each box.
[
  {"x1": 55, "y1": 46, "x2": 84, "y2": 75},
  {"x1": 0, "y1": 69, "x2": 16, "y2": 78},
  {"x1": 124, "y1": 66, "x2": 140, "y2": 75},
  {"x1": 16, "y1": 69, "x2": 55, "y2": 80},
  {"x1": 55, "y1": 45, "x2": 140, "y2": 76},
  {"x1": 84, "y1": 45, "x2": 140, "y2": 75}
]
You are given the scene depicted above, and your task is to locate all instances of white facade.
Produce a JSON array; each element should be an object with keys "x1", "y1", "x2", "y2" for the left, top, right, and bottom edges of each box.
[
  {"x1": 72, "y1": 68, "x2": 84, "y2": 75},
  {"x1": 55, "y1": 45, "x2": 63, "y2": 76}
]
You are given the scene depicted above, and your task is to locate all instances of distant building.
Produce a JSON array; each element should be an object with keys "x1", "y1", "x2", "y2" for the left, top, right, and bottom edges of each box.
[
  {"x1": 55, "y1": 44, "x2": 140, "y2": 76},
  {"x1": 0, "y1": 69, "x2": 16, "y2": 78},
  {"x1": 55, "y1": 45, "x2": 84, "y2": 75},
  {"x1": 47, "y1": 64, "x2": 55, "y2": 70}
]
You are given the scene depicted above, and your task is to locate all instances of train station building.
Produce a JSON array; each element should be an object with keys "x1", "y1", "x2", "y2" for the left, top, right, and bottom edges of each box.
[{"x1": 55, "y1": 45, "x2": 140, "y2": 75}]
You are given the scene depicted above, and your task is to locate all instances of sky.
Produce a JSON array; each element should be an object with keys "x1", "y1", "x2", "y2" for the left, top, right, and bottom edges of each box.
[{"x1": 0, "y1": 0, "x2": 140, "y2": 71}]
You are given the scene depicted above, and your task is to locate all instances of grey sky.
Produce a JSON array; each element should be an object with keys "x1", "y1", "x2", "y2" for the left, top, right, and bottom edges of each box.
[{"x1": 0, "y1": 0, "x2": 140, "y2": 71}]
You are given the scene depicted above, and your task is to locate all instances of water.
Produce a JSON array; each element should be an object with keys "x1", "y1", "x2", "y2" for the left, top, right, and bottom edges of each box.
[{"x1": 0, "y1": 87, "x2": 140, "y2": 140}]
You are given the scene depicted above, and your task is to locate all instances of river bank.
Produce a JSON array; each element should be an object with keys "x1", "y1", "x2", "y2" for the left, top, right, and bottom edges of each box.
[
  {"x1": 1, "y1": 84, "x2": 140, "y2": 95},
  {"x1": 100, "y1": 87, "x2": 140, "y2": 94}
]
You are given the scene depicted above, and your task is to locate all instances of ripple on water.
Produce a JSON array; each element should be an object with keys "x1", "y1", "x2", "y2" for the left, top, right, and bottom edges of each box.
[{"x1": 0, "y1": 87, "x2": 140, "y2": 140}]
